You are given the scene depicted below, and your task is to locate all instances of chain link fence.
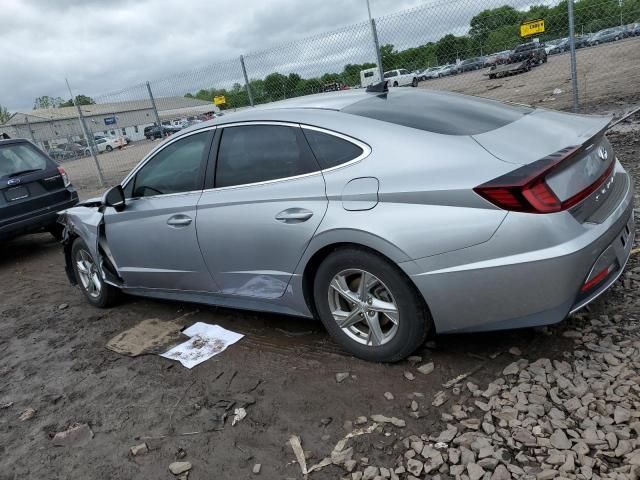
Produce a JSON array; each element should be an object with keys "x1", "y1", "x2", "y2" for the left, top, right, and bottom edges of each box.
[{"x1": 2, "y1": 0, "x2": 639, "y2": 190}]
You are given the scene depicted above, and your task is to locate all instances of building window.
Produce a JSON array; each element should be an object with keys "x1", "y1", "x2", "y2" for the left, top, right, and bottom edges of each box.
[
  {"x1": 134, "y1": 126, "x2": 139, "y2": 133},
  {"x1": 121, "y1": 128, "x2": 126, "y2": 135}
]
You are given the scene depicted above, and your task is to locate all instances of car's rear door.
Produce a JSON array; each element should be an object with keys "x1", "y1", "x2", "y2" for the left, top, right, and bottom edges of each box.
[
  {"x1": 196, "y1": 122, "x2": 328, "y2": 299},
  {"x1": 0, "y1": 141, "x2": 71, "y2": 229},
  {"x1": 103, "y1": 129, "x2": 217, "y2": 292}
]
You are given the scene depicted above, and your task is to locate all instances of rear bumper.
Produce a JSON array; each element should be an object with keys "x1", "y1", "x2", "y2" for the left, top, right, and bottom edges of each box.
[
  {"x1": 400, "y1": 171, "x2": 635, "y2": 333},
  {"x1": 0, "y1": 193, "x2": 79, "y2": 240}
]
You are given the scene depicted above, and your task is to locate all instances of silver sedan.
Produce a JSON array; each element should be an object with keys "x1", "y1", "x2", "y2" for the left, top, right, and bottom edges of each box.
[{"x1": 60, "y1": 86, "x2": 635, "y2": 362}]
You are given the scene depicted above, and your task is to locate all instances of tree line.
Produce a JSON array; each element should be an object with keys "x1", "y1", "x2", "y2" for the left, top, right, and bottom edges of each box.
[{"x1": 186, "y1": 0, "x2": 639, "y2": 110}]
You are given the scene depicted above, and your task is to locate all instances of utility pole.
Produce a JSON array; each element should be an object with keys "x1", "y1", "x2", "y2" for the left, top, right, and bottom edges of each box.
[
  {"x1": 66, "y1": 78, "x2": 104, "y2": 186},
  {"x1": 567, "y1": 0, "x2": 579, "y2": 113},
  {"x1": 366, "y1": 0, "x2": 384, "y2": 82}
]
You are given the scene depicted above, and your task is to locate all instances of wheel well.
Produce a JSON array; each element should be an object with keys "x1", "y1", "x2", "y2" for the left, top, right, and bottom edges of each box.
[{"x1": 301, "y1": 242, "x2": 431, "y2": 322}]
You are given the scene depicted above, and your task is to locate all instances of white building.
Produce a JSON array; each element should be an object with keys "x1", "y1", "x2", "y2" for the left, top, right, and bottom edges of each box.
[{"x1": 0, "y1": 96, "x2": 218, "y2": 148}]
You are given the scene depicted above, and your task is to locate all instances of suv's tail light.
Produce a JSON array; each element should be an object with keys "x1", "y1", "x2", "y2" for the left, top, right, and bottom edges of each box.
[
  {"x1": 58, "y1": 166, "x2": 71, "y2": 187},
  {"x1": 474, "y1": 144, "x2": 614, "y2": 214}
]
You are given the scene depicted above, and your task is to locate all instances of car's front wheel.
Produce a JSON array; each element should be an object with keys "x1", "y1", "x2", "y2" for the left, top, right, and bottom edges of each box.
[
  {"x1": 313, "y1": 248, "x2": 432, "y2": 362},
  {"x1": 106, "y1": 145, "x2": 113, "y2": 152},
  {"x1": 411, "y1": 77, "x2": 418, "y2": 87},
  {"x1": 71, "y1": 238, "x2": 119, "y2": 308}
]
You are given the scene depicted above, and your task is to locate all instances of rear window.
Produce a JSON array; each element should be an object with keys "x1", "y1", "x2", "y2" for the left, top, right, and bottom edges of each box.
[
  {"x1": 0, "y1": 143, "x2": 49, "y2": 178},
  {"x1": 341, "y1": 90, "x2": 532, "y2": 136}
]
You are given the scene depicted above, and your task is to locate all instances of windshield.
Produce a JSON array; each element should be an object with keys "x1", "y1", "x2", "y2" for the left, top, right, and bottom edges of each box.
[{"x1": 0, "y1": 143, "x2": 49, "y2": 178}]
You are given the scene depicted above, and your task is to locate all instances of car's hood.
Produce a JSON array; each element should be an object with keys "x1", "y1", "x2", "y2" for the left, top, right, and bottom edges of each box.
[{"x1": 472, "y1": 108, "x2": 611, "y2": 165}]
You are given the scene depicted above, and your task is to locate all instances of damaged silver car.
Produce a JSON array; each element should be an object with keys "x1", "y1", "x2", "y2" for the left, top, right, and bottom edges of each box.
[{"x1": 60, "y1": 87, "x2": 635, "y2": 362}]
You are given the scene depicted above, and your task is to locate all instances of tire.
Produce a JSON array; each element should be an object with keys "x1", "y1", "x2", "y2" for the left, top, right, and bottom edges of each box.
[
  {"x1": 411, "y1": 77, "x2": 418, "y2": 87},
  {"x1": 393, "y1": 81, "x2": 398, "y2": 87},
  {"x1": 71, "y1": 238, "x2": 119, "y2": 308},
  {"x1": 313, "y1": 247, "x2": 432, "y2": 362},
  {"x1": 106, "y1": 145, "x2": 113, "y2": 152},
  {"x1": 489, "y1": 74, "x2": 496, "y2": 80},
  {"x1": 48, "y1": 224, "x2": 64, "y2": 241}
]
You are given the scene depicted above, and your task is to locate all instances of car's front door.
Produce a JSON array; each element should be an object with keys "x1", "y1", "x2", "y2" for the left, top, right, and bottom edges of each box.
[
  {"x1": 196, "y1": 123, "x2": 328, "y2": 299},
  {"x1": 104, "y1": 129, "x2": 218, "y2": 292}
]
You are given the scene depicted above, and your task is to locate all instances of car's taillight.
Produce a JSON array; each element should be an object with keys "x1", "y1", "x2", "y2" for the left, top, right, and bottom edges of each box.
[
  {"x1": 473, "y1": 144, "x2": 614, "y2": 214},
  {"x1": 58, "y1": 166, "x2": 71, "y2": 187}
]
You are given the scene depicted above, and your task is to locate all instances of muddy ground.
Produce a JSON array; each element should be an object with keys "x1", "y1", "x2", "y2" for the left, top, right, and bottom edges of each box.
[{"x1": 1, "y1": 127, "x2": 639, "y2": 478}]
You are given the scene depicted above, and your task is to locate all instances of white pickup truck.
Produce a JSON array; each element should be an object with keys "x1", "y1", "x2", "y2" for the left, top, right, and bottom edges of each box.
[{"x1": 383, "y1": 69, "x2": 418, "y2": 87}]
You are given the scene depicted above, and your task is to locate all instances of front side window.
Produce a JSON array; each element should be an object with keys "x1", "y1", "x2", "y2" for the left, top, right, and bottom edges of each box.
[
  {"x1": 130, "y1": 131, "x2": 209, "y2": 197},
  {"x1": 302, "y1": 129, "x2": 364, "y2": 170},
  {"x1": 215, "y1": 125, "x2": 318, "y2": 188},
  {"x1": 384, "y1": 71, "x2": 398, "y2": 78},
  {"x1": 399, "y1": 69, "x2": 409, "y2": 75}
]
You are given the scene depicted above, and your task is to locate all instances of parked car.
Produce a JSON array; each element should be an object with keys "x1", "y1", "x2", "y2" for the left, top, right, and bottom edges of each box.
[
  {"x1": 60, "y1": 88, "x2": 634, "y2": 362},
  {"x1": 548, "y1": 38, "x2": 569, "y2": 54},
  {"x1": 509, "y1": 42, "x2": 547, "y2": 64},
  {"x1": 589, "y1": 28, "x2": 624, "y2": 45},
  {"x1": 628, "y1": 23, "x2": 640, "y2": 36},
  {"x1": 434, "y1": 64, "x2": 456, "y2": 77},
  {"x1": 455, "y1": 57, "x2": 485, "y2": 73},
  {"x1": 143, "y1": 125, "x2": 181, "y2": 139},
  {"x1": 1, "y1": 138, "x2": 78, "y2": 241},
  {"x1": 48, "y1": 146, "x2": 76, "y2": 161},
  {"x1": 383, "y1": 69, "x2": 418, "y2": 87},
  {"x1": 416, "y1": 67, "x2": 440, "y2": 80},
  {"x1": 84, "y1": 137, "x2": 122, "y2": 155}
]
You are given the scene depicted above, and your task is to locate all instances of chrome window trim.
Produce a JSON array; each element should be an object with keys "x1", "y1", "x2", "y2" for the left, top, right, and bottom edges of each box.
[
  {"x1": 201, "y1": 121, "x2": 371, "y2": 193},
  {"x1": 120, "y1": 126, "x2": 217, "y2": 191}
]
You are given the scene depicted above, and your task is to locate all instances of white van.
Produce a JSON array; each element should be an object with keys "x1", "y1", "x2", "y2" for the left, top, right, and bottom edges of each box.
[{"x1": 360, "y1": 67, "x2": 381, "y2": 88}]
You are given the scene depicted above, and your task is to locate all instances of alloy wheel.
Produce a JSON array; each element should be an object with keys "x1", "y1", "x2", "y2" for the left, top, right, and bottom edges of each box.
[
  {"x1": 76, "y1": 249, "x2": 102, "y2": 299},
  {"x1": 327, "y1": 269, "x2": 399, "y2": 347}
]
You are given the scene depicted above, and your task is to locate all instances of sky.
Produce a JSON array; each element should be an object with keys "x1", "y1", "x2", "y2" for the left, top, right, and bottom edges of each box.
[{"x1": 0, "y1": 0, "x2": 547, "y2": 111}]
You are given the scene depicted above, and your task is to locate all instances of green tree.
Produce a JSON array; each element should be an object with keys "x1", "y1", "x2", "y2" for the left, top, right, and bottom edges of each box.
[
  {"x1": 33, "y1": 96, "x2": 64, "y2": 109},
  {"x1": 59, "y1": 95, "x2": 96, "y2": 107},
  {"x1": 484, "y1": 24, "x2": 520, "y2": 53},
  {"x1": 0, "y1": 105, "x2": 11, "y2": 124},
  {"x1": 470, "y1": 5, "x2": 521, "y2": 43},
  {"x1": 264, "y1": 72, "x2": 288, "y2": 101}
]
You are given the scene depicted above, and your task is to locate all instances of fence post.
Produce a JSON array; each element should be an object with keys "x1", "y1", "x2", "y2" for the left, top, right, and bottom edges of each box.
[
  {"x1": 66, "y1": 78, "x2": 105, "y2": 187},
  {"x1": 567, "y1": 0, "x2": 579, "y2": 113},
  {"x1": 370, "y1": 18, "x2": 384, "y2": 82},
  {"x1": 24, "y1": 116, "x2": 36, "y2": 143},
  {"x1": 146, "y1": 81, "x2": 163, "y2": 131},
  {"x1": 240, "y1": 55, "x2": 254, "y2": 107}
]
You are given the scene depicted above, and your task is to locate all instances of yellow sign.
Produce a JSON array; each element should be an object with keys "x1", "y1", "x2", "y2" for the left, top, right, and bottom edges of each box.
[
  {"x1": 520, "y1": 19, "x2": 545, "y2": 37},
  {"x1": 213, "y1": 95, "x2": 226, "y2": 105}
]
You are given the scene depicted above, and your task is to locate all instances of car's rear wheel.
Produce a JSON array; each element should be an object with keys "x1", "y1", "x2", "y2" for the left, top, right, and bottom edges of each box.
[
  {"x1": 71, "y1": 238, "x2": 119, "y2": 308},
  {"x1": 411, "y1": 77, "x2": 418, "y2": 87},
  {"x1": 313, "y1": 248, "x2": 431, "y2": 362},
  {"x1": 393, "y1": 81, "x2": 398, "y2": 87},
  {"x1": 106, "y1": 145, "x2": 113, "y2": 152}
]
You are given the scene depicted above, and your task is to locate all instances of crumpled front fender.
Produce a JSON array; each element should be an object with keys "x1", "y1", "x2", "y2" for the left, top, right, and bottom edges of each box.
[{"x1": 59, "y1": 205, "x2": 104, "y2": 285}]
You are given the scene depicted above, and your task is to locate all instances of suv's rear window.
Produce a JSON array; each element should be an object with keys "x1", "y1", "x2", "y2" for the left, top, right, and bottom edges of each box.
[
  {"x1": 341, "y1": 90, "x2": 532, "y2": 135},
  {"x1": 0, "y1": 143, "x2": 49, "y2": 178}
]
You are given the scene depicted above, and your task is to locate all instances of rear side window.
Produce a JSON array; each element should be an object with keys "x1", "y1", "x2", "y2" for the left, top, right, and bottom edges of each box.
[
  {"x1": 215, "y1": 125, "x2": 319, "y2": 188},
  {"x1": 342, "y1": 90, "x2": 532, "y2": 136},
  {"x1": 303, "y1": 129, "x2": 364, "y2": 169},
  {"x1": 0, "y1": 143, "x2": 48, "y2": 178}
]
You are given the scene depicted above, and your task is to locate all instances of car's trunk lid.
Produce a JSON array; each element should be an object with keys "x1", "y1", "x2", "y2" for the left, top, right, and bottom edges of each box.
[{"x1": 473, "y1": 109, "x2": 617, "y2": 222}]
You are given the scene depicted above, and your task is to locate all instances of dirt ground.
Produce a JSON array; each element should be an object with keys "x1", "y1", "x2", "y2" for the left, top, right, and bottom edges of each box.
[{"x1": 1, "y1": 116, "x2": 639, "y2": 478}]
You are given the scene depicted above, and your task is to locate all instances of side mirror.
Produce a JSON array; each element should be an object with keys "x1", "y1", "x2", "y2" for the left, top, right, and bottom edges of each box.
[{"x1": 103, "y1": 185, "x2": 126, "y2": 212}]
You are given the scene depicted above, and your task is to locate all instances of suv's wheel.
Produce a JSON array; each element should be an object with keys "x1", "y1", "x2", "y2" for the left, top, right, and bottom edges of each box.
[
  {"x1": 48, "y1": 224, "x2": 64, "y2": 241},
  {"x1": 411, "y1": 77, "x2": 418, "y2": 87},
  {"x1": 106, "y1": 145, "x2": 113, "y2": 152},
  {"x1": 71, "y1": 238, "x2": 119, "y2": 308},
  {"x1": 392, "y1": 81, "x2": 399, "y2": 87},
  {"x1": 313, "y1": 248, "x2": 432, "y2": 362}
]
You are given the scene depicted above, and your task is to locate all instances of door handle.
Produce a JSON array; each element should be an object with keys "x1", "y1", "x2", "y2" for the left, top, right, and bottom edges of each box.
[
  {"x1": 275, "y1": 208, "x2": 313, "y2": 223},
  {"x1": 167, "y1": 214, "x2": 192, "y2": 227}
]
